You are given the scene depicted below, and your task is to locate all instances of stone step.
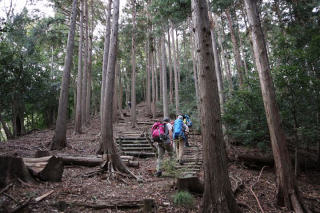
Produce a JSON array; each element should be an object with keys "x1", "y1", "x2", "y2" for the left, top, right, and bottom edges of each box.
[
  {"x1": 118, "y1": 144, "x2": 151, "y2": 148},
  {"x1": 123, "y1": 152, "x2": 156, "y2": 158},
  {"x1": 121, "y1": 147, "x2": 154, "y2": 152},
  {"x1": 116, "y1": 137, "x2": 146, "y2": 141},
  {"x1": 116, "y1": 141, "x2": 149, "y2": 145}
]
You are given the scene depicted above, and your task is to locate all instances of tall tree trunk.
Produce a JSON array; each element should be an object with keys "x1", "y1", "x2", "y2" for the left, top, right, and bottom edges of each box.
[
  {"x1": 167, "y1": 27, "x2": 174, "y2": 105},
  {"x1": 176, "y1": 29, "x2": 181, "y2": 84},
  {"x1": 0, "y1": 113, "x2": 13, "y2": 139},
  {"x1": 81, "y1": 0, "x2": 88, "y2": 126},
  {"x1": 170, "y1": 23, "x2": 180, "y2": 115},
  {"x1": 75, "y1": 0, "x2": 84, "y2": 134},
  {"x1": 51, "y1": 0, "x2": 78, "y2": 150},
  {"x1": 225, "y1": 8, "x2": 244, "y2": 88},
  {"x1": 161, "y1": 34, "x2": 169, "y2": 118},
  {"x1": 130, "y1": 0, "x2": 137, "y2": 128},
  {"x1": 157, "y1": 40, "x2": 163, "y2": 102},
  {"x1": 100, "y1": 0, "x2": 112, "y2": 120},
  {"x1": 151, "y1": 50, "x2": 156, "y2": 118},
  {"x1": 146, "y1": 34, "x2": 151, "y2": 115},
  {"x1": 98, "y1": 0, "x2": 128, "y2": 173},
  {"x1": 86, "y1": 0, "x2": 94, "y2": 124},
  {"x1": 244, "y1": 0, "x2": 307, "y2": 211},
  {"x1": 189, "y1": 24, "x2": 200, "y2": 114},
  {"x1": 113, "y1": 62, "x2": 120, "y2": 123},
  {"x1": 191, "y1": 0, "x2": 240, "y2": 212},
  {"x1": 155, "y1": 49, "x2": 159, "y2": 103}
]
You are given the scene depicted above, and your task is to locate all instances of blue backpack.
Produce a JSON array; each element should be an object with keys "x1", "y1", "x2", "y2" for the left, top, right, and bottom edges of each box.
[
  {"x1": 184, "y1": 115, "x2": 192, "y2": 127},
  {"x1": 173, "y1": 119, "x2": 185, "y2": 139}
]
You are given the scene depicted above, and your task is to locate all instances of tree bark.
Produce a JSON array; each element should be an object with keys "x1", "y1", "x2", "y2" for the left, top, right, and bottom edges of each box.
[
  {"x1": 0, "y1": 113, "x2": 13, "y2": 139},
  {"x1": 81, "y1": 0, "x2": 89, "y2": 126},
  {"x1": 189, "y1": 27, "x2": 200, "y2": 114},
  {"x1": 191, "y1": 0, "x2": 240, "y2": 212},
  {"x1": 167, "y1": 27, "x2": 174, "y2": 105},
  {"x1": 161, "y1": 34, "x2": 169, "y2": 118},
  {"x1": 244, "y1": 0, "x2": 307, "y2": 211},
  {"x1": 100, "y1": 0, "x2": 112, "y2": 120},
  {"x1": 86, "y1": 0, "x2": 94, "y2": 124},
  {"x1": 157, "y1": 40, "x2": 163, "y2": 102},
  {"x1": 170, "y1": 22, "x2": 180, "y2": 115},
  {"x1": 146, "y1": 31, "x2": 151, "y2": 115},
  {"x1": 130, "y1": 0, "x2": 137, "y2": 128},
  {"x1": 75, "y1": 0, "x2": 84, "y2": 134},
  {"x1": 98, "y1": 0, "x2": 128, "y2": 173},
  {"x1": 176, "y1": 30, "x2": 181, "y2": 84},
  {"x1": 51, "y1": 0, "x2": 78, "y2": 150},
  {"x1": 155, "y1": 48, "x2": 159, "y2": 103},
  {"x1": 225, "y1": 8, "x2": 244, "y2": 88},
  {"x1": 151, "y1": 50, "x2": 156, "y2": 118},
  {"x1": 113, "y1": 62, "x2": 120, "y2": 123}
]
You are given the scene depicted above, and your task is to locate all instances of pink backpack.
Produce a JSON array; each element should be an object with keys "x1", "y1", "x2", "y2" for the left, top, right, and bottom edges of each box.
[{"x1": 151, "y1": 122, "x2": 167, "y2": 142}]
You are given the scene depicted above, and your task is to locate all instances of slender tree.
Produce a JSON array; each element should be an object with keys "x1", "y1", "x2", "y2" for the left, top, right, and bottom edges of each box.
[
  {"x1": 170, "y1": 22, "x2": 180, "y2": 115},
  {"x1": 51, "y1": 0, "x2": 78, "y2": 150},
  {"x1": 99, "y1": 0, "x2": 129, "y2": 173},
  {"x1": 192, "y1": 0, "x2": 240, "y2": 212},
  {"x1": 167, "y1": 27, "x2": 174, "y2": 105},
  {"x1": 161, "y1": 34, "x2": 169, "y2": 118},
  {"x1": 225, "y1": 8, "x2": 244, "y2": 87},
  {"x1": 81, "y1": 0, "x2": 89, "y2": 125},
  {"x1": 86, "y1": 0, "x2": 94, "y2": 122},
  {"x1": 244, "y1": 0, "x2": 307, "y2": 211},
  {"x1": 151, "y1": 46, "x2": 156, "y2": 118},
  {"x1": 75, "y1": 0, "x2": 84, "y2": 134},
  {"x1": 130, "y1": 0, "x2": 137, "y2": 128},
  {"x1": 100, "y1": 0, "x2": 112, "y2": 120}
]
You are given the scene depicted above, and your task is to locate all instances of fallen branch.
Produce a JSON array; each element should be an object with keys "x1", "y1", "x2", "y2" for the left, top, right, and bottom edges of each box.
[
  {"x1": 0, "y1": 183, "x2": 13, "y2": 195},
  {"x1": 249, "y1": 166, "x2": 267, "y2": 213},
  {"x1": 34, "y1": 190, "x2": 54, "y2": 202},
  {"x1": 59, "y1": 200, "x2": 144, "y2": 210},
  {"x1": 9, "y1": 198, "x2": 31, "y2": 213}
]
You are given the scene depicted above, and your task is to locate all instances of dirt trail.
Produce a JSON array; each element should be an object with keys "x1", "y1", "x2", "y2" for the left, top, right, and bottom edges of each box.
[{"x1": 0, "y1": 103, "x2": 319, "y2": 212}]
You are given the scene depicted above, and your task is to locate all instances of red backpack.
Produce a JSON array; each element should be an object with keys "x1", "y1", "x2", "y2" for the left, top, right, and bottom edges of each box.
[{"x1": 151, "y1": 122, "x2": 167, "y2": 142}]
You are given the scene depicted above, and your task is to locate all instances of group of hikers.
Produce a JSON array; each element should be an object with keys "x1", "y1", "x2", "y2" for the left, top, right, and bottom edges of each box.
[{"x1": 151, "y1": 114, "x2": 193, "y2": 177}]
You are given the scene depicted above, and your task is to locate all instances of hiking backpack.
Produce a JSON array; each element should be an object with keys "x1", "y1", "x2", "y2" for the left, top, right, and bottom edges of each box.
[
  {"x1": 151, "y1": 122, "x2": 167, "y2": 142},
  {"x1": 173, "y1": 119, "x2": 185, "y2": 139},
  {"x1": 184, "y1": 115, "x2": 192, "y2": 127}
]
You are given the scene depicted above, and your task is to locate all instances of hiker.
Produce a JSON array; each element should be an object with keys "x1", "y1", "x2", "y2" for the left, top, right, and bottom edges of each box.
[
  {"x1": 173, "y1": 115, "x2": 189, "y2": 165},
  {"x1": 183, "y1": 114, "x2": 192, "y2": 147},
  {"x1": 127, "y1": 101, "x2": 131, "y2": 110},
  {"x1": 151, "y1": 117, "x2": 174, "y2": 177}
]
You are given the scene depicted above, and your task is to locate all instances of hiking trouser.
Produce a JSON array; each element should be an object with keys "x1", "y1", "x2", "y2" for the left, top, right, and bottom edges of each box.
[
  {"x1": 184, "y1": 134, "x2": 189, "y2": 147},
  {"x1": 156, "y1": 143, "x2": 173, "y2": 172},
  {"x1": 174, "y1": 137, "x2": 184, "y2": 161}
]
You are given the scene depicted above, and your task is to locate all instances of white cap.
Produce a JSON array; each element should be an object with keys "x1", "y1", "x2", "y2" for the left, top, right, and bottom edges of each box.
[{"x1": 178, "y1": 115, "x2": 183, "y2": 119}]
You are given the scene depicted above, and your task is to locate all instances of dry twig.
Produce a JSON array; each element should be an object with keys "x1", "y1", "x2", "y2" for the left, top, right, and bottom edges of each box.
[{"x1": 249, "y1": 166, "x2": 267, "y2": 213}]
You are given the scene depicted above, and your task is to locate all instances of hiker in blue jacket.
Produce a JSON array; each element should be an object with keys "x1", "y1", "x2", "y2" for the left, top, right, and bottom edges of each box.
[{"x1": 173, "y1": 115, "x2": 189, "y2": 165}]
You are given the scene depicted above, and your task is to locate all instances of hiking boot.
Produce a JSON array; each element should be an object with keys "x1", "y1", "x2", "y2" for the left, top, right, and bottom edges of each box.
[
  {"x1": 178, "y1": 160, "x2": 184, "y2": 165},
  {"x1": 155, "y1": 171, "x2": 162, "y2": 177}
]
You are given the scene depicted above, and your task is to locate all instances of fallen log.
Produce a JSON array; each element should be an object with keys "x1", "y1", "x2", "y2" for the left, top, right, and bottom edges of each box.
[
  {"x1": 232, "y1": 152, "x2": 319, "y2": 171},
  {"x1": 0, "y1": 156, "x2": 34, "y2": 188},
  {"x1": 52, "y1": 200, "x2": 144, "y2": 210},
  {"x1": 56, "y1": 155, "x2": 139, "y2": 168},
  {"x1": 23, "y1": 156, "x2": 64, "y2": 182}
]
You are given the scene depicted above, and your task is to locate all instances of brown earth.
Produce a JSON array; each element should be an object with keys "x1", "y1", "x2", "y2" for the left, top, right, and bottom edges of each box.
[{"x1": 0, "y1": 103, "x2": 319, "y2": 212}]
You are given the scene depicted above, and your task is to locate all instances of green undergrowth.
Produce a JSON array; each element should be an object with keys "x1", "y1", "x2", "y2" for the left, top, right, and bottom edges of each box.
[{"x1": 173, "y1": 191, "x2": 195, "y2": 209}]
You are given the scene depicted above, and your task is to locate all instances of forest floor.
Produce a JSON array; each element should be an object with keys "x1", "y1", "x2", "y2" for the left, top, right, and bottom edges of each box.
[{"x1": 0, "y1": 103, "x2": 320, "y2": 213}]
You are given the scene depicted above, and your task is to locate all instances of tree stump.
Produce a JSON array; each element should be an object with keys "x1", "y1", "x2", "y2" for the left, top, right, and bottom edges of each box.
[
  {"x1": 23, "y1": 156, "x2": 64, "y2": 182},
  {"x1": 176, "y1": 175, "x2": 203, "y2": 194},
  {"x1": 143, "y1": 199, "x2": 156, "y2": 213},
  {"x1": 0, "y1": 156, "x2": 34, "y2": 188}
]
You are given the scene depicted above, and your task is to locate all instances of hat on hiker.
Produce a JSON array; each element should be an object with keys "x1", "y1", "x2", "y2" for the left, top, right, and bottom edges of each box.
[
  {"x1": 163, "y1": 117, "x2": 170, "y2": 122},
  {"x1": 178, "y1": 115, "x2": 183, "y2": 120}
]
